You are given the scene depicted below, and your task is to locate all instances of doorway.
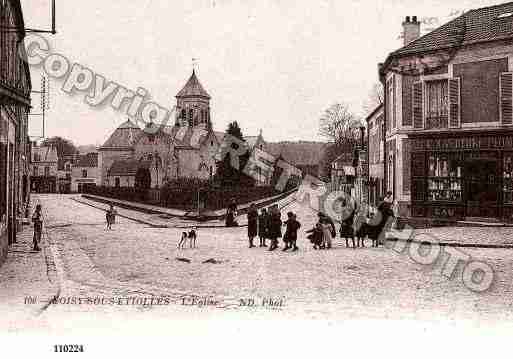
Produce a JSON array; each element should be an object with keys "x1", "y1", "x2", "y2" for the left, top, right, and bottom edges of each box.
[{"x1": 464, "y1": 158, "x2": 498, "y2": 219}]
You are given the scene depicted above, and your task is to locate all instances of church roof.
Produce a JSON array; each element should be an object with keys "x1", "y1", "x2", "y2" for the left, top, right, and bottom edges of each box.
[
  {"x1": 161, "y1": 125, "x2": 217, "y2": 149},
  {"x1": 176, "y1": 70, "x2": 211, "y2": 99},
  {"x1": 100, "y1": 120, "x2": 143, "y2": 149}
]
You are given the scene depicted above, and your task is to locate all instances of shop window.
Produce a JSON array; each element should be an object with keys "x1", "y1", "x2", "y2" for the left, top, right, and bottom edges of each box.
[
  {"x1": 427, "y1": 153, "x2": 462, "y2": 201},
  {"x1": 425, "y1": 80, "x2": 448, "y2": 129},
  {"x1": 504, "y1": 154, "x2": 513, "y2": 204}
]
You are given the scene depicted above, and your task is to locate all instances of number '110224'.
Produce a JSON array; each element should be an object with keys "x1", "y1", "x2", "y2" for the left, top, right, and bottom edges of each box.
[{"x1": 54, "y1": 345, "x2": 84, "y2": 353}]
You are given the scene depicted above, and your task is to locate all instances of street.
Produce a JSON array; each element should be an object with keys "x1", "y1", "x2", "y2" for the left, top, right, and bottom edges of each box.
[{"x1": 2, "y1": 193, "x2": 513, "y2": 333}]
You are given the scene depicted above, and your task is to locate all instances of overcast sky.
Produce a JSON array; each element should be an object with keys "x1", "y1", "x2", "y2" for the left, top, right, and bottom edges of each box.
[{"x1": 20, "y1": 0, "x2": 505, "y2": 146}]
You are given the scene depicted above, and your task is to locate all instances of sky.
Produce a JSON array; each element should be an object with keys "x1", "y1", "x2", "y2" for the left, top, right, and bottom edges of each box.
[{"x1": 20, "y1": 0, "x2": 507, "y2": 147}]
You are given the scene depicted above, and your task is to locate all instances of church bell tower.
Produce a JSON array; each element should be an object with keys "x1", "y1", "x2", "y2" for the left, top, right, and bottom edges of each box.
[{"x1": 175, "y1": 70, "x2": 212, "y2": 129}]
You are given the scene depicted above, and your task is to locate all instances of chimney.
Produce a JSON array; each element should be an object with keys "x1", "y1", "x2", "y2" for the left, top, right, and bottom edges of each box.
[{"x1": 402, "y1": 15, "x2": 420, "y2": 46}]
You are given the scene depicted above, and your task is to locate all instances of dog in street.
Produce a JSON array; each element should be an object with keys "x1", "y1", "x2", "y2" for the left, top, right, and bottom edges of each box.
[{"x1": 178, "y1": 229, "x2": 197, "y2": 249}]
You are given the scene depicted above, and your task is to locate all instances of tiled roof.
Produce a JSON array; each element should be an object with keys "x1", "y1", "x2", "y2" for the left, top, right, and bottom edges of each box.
[
  {"x1": 176, "y1": 70, "x2": 211, "y2": 99},
  {"x1": 392, "y1": 2, "x2": 513, "y2": 57},
  {"x1": 264, "y1": 141, "x2": 327, "y2": 167},
  {"x1": 32, "y1": 146, "x2": 58, "y2": 163},
  {"x1": 101, "y1": 120, "x2": 143, "y2": 148},
  {"x1": 73, "y1": 153, "x2": 98, "y2": 168},
  {"x1": 108, "y1": 159, "x2": 151, "y2": 177}
]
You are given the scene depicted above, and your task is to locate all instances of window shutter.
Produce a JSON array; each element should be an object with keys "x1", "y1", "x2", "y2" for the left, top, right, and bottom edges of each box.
[
  {"x1": 448, "y1": 78, "x2": 461, "y2": 128},
  {"x1": 392, "y1": 75, "x2": 397, "y2": 129},
  {"x1": 412, "y1": 82, "x2": 423, "y2": 129},
  {"x1": 500, "y1": 72, "x2": 513, "y2": 125}
]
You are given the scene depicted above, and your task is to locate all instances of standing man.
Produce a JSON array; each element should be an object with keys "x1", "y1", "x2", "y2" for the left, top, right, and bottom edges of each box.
[
  {"x1": 247, "y1": 204, "x2": 258, "y2": 248},
  {"x1": 258, "y1": 208, "x2": 269, "y2": 247},
  {"x1": 268, "y1": 205, "x2": 282, "y2": 251},
  {"x1": 32, "y1": 204, "x2": 43, "y2": 252}
]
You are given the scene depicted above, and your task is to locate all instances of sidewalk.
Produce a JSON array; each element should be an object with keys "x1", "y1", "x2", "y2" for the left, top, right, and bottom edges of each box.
[{"x1": 0, "y1": 223, "x2": 60, "y2": 330}]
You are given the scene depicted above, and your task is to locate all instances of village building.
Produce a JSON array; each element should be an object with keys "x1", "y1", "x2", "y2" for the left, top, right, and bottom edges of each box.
[
  {"x1": 71, "y1": 152, "x2": 99, "y2": 192},
  {"x1": 379, "y1": 4, "x2": 513, "y2": 221},
  {"x1": 30, "y1": 145, "x2": 58, "y2": 193},
  {"x1": 366, "y1": 104, "x2": 385, "y2": 208}
]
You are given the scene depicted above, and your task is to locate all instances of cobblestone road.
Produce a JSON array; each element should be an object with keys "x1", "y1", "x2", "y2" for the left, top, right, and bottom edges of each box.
[{"x1": 4, "y1": 194, "x2": 513, "y2": 333}]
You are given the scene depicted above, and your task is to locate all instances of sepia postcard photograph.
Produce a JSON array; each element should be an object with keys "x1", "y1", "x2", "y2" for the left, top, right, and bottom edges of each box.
[{"x1": 1, "y1": 0, "x2": 513, "y2": 357}]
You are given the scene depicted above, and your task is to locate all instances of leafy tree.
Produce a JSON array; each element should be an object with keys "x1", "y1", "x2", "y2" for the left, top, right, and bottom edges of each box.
[{"x1": 215, "y1": 122, "x2": 255, "y2": 187}]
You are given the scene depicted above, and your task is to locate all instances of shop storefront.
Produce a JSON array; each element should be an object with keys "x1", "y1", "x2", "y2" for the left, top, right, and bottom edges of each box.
[{"x1": 410, "y1": 131, "x2": 513, "y2": 221}]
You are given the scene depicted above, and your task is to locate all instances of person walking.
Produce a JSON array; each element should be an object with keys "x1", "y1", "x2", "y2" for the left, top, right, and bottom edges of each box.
[
  {"x1": 32, "y1": 204, "x2": 43, "y2": 252},
  {"x1": 268, "y1": 205, "x2": 282, "y2": 251},
  {"x1": 247, "y1": 204, "x2": 258, "y2": 248},
  {"x1": 225, "y1": 198, "x2": 238, "y2": 227},
  {"x1": 283, "y1": 212, "x2": 301, "y2": 251},
  {"x1": 258, "y1": 208, "x2": 269, "y2": 247}
]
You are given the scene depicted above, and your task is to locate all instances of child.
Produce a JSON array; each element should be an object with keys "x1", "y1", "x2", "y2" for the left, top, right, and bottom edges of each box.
[
  {"x1": 283, "y1": 212, "x2": 301, "y2": 251},
  {"x1": 32, "y1": 204, "x2": 43, "y2": 251},
  {"x1": 258, "y1": 208, "x2": 269, "y2": 247},
  {"x1": 306, "y1": 222, "x2": 323, "y2": 250}
]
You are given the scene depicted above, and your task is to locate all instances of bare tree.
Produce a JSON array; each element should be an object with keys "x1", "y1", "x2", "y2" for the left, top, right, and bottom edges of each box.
[
  {"x1": 319, "y1": 103, "x2": 360, "y2": 146},
  {"x1": 363, "y1": 82, "x2": 384, "y2": 115}
]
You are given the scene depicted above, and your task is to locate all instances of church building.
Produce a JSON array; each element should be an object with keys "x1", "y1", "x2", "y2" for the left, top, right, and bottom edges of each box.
[{"x1": 98, "y1": 71, "x2": 262, "y2": 189}]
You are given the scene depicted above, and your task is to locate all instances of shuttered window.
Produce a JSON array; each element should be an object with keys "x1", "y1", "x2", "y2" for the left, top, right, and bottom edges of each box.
[
  {"x1": 500, "y1": 72, "x2": 513, "y2": 125},
  {"x1": 448, "y1": 78, "x2": 461, "y2": 128},
  {"x1": 412, "y1": 82, "x2": 423, "y2": 129}
]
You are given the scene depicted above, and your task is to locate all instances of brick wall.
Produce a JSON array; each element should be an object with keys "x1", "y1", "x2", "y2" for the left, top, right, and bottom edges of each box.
[{"x1": 453, "y1": 58, "x2": 508, "y2": 123}]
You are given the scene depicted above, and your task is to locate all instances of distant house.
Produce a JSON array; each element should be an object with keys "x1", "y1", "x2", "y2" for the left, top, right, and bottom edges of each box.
[
  {"x1": 265, "y1": 141, "x2": 327, "y2": 178},
  {"x1": 30, "y1": 145, "x2": 58, "y2": 193},
  {"x1": 330, "y1": 152, "x2": 355, "y2": 193},
  {"x1": 72, "y1": 153, "x2": 99, "y2": 192}
]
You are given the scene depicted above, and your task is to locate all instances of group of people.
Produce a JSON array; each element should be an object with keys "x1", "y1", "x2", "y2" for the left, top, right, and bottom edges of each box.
[
  {"x1": 339, "y1": 191, "x2": 396, "y2": 248},
  {"x1": 243, "y1": 191, "x2": 396, "y2": 252},
  {"x1": 246, "y1": 204, "x2": 302, "y2": 251}
]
